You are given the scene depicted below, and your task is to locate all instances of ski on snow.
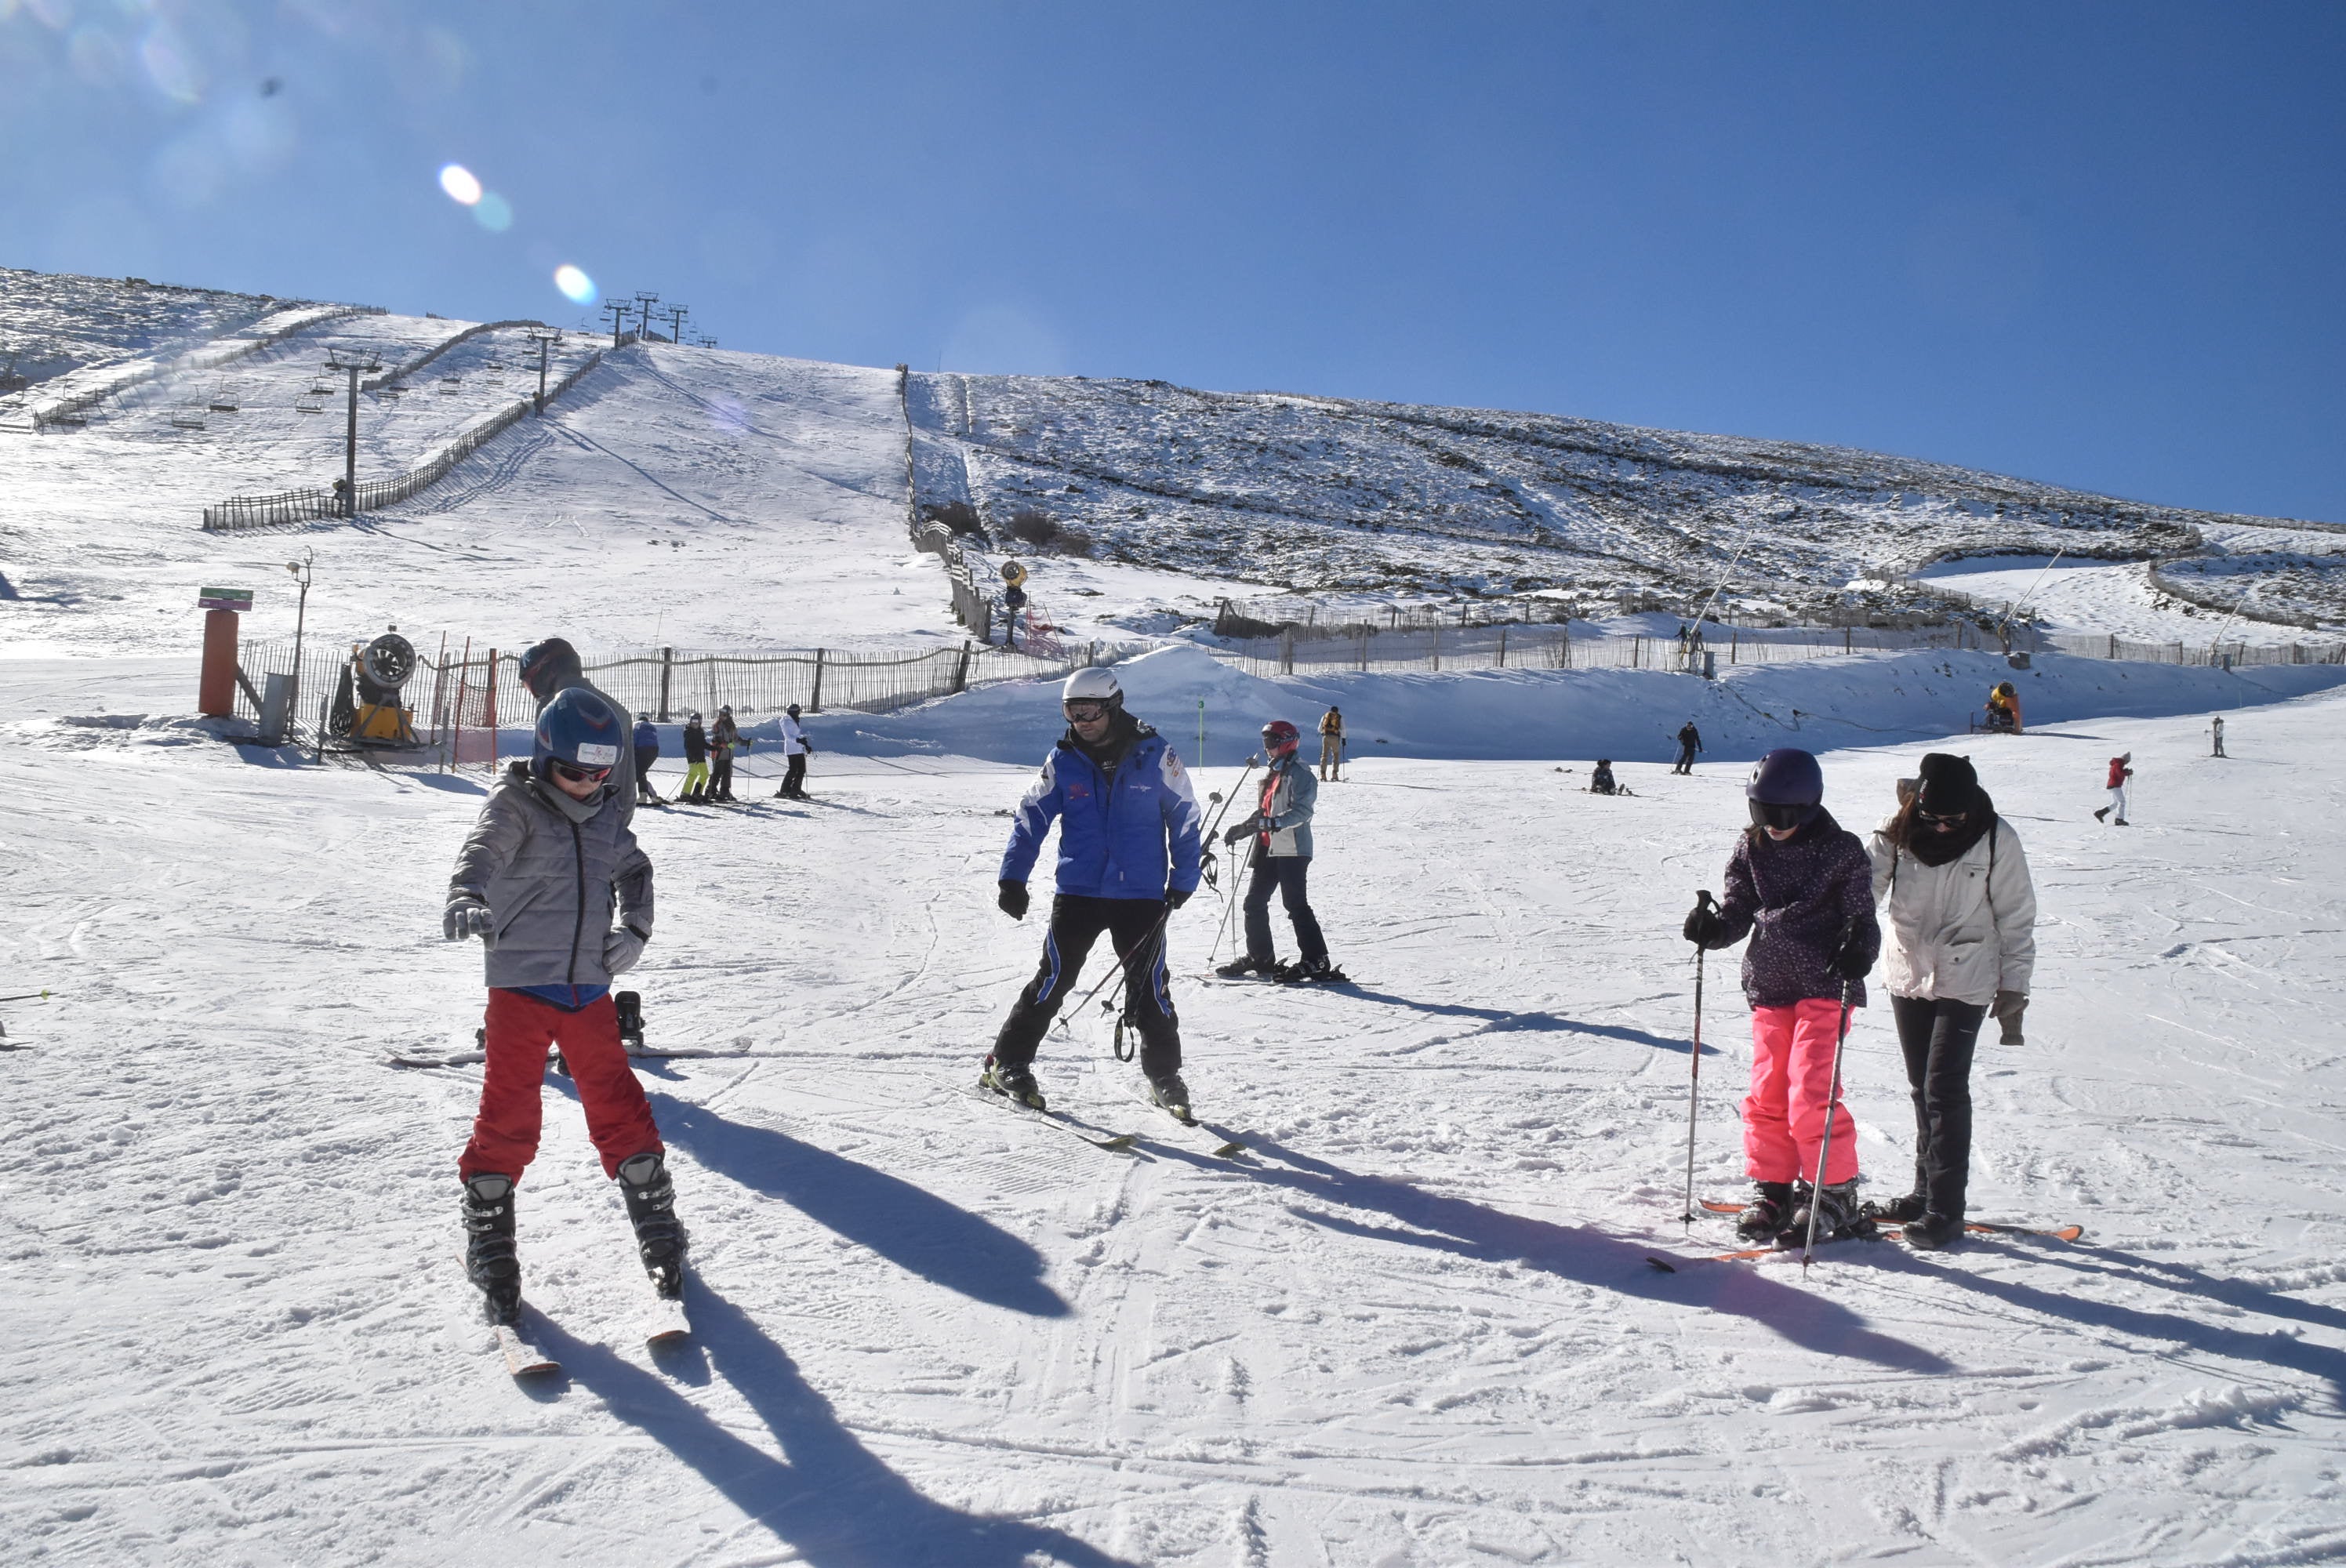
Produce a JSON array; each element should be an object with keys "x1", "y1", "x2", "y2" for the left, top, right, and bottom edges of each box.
[
  {"x1": 1645, "y1": 1200, "x2": 2086, "y2": 1271},
  {"x1": 961, "y1": 1083, "x2": 1138, "y2": 1151},
  {"x1": 1134, "y1": 1095, "x2": 1247, "y2": 1159}
]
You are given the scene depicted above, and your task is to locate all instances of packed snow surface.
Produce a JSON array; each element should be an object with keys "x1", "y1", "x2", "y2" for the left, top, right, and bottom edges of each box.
[{"x1": 4, "y1": 655, "x2": 2343, "y2": 1566}]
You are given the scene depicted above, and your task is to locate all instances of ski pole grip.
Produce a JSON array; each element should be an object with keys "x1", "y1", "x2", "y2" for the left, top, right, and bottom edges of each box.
[{"x1": 1697, "y1": 890, "x2": 1715, "y2": 911}]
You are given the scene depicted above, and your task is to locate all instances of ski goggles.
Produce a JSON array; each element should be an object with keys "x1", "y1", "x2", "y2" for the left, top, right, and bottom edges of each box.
[
  {"x1": 1748, "y1": 799, "x2": 1817, "y2": 831},
  {"x1": 1915, "y1": 807, "x2": 1970, "y2": 829},
  {"x1": 550, "y1": 760, "x2": 612, "y2": 784},
  {"x1": 1062, "y1": 700, "x2": 1111, "y2": 721}
]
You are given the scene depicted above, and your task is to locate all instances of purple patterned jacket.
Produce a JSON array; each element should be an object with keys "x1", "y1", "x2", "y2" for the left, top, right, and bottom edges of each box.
[{"x1": 1701, "y1": 810, "x2": 1880, "y2": 1009}]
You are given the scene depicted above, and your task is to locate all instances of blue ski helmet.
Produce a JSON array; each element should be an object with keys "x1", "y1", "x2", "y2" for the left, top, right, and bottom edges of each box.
[
  {"x1": 1746, "y1": 747, "x2": 1824, "y2": 831},
  {"x1": 532, "y1": 688, "x2": 623, "y2": 780}
]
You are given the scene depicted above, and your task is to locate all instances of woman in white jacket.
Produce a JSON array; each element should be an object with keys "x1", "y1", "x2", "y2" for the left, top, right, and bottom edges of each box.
[{"x1": 1866, "y1": 753, "x2": 2037, "y2": 1249}]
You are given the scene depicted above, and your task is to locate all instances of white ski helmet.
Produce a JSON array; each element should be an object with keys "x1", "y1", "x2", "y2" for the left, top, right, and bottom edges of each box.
[{"x1": 1062, "y1": 666, "x2": 1121, "y2": 708}]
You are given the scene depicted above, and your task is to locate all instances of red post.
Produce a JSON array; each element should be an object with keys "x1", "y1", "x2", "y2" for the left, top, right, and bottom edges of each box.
[{"x1": 198, "y1": 609, "x2": 239, "y2": 717}]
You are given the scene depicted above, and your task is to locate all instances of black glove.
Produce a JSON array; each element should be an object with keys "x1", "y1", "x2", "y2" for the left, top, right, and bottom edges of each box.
[
  {"x1": 1682, "y1": 903, "x2": 1723, "y2": 947},
  {"x1": 997, "y1": 880, "x2": 1029, "y2": 920},
  {"x1": 1831, "y1": 925, "x2": 1872, "y2": 980},
  {"x1": 1222, "y1": 816, "x2": 1261, "y2": 847},
  {"x1": 1164, "y1": 888, "x2": 1192, "y2": 912}
]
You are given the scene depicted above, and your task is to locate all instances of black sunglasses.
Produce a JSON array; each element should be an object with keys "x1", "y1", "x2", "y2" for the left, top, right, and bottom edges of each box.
[
  {"x1": 1916, "y1": 807, "x2": 1969, "y2": 828},
  {"x1": 551, "y1": 760, "x2": 611, "y2": 783}
]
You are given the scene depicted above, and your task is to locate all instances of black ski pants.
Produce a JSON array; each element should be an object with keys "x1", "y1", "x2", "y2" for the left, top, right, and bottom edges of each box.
[
  {"x1": 782, "y1": 753, "x2": 808, "y2": 797},
  {"x1": 994, "y1": 895, "x2": 1179, "y2": 1080},
  {"x1": 1673, "y1": 745, "x2": 1697, "y2": 775},
  {"x1": 634, "y1": 745, "x2": 660, "y2": 802},
  {"x1": 710, "y1": 748, "x2": 735, "y2": 799},
  {"x1": 1242, "y1": 854, "x2": 1327, "y2": 965},
  {"x1": 1890, "y1": 994, "x2": 1987, "y2": 1221}
]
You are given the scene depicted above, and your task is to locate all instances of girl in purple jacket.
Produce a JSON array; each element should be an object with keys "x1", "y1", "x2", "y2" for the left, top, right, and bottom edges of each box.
[{"x1": 1683, "y1": 749, "x2": 1880, "y2": 1243}]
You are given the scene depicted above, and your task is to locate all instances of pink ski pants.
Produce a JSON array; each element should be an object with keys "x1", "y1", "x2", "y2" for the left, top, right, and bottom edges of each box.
[{"x1": 1742, "y1": 996, "x2": 1860, "y2": 1185}]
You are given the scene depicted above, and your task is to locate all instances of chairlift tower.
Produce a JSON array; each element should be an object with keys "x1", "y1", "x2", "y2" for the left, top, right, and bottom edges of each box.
[
  {"x1": 323, "y1": 348, "x2": 383, "y2": 517},
  {"x1": 525, "y1": 329, "x2": 560, "y2": 413},
  {"x1": 632, "y1": 292, "x2": 660, "y2": 341},
  {"x1": 663, "y1": 303, "x2": 689, "y2": 346},
  {"x1": 602, "y1": 299, "x2": 632, "y2": 347}
]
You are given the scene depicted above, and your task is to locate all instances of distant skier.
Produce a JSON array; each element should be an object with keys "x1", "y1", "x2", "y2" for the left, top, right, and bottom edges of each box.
[
  {"x1": 1672, "y1": 720, "x2": 1703, "y2": 775},
  {"x1": 2093, "y1": 752, "x2": 2133, "y2": 826},
  {"x1": 1865, "y1": 753, "x2": 2038, "y2": 1249},
  {"x1": 709, "y1": 706, "x2": 740, "y2": 803},
  {"x1": 2211, "y1": 716, "x2": 2226, "y2": 758},
  {"x1": 1589, "y1": 758, "x2": 1619, "y2": 796},
  {"x1": 1681, "y1": 749, "x2": 1879, "y2": 1245},
  {"x1": 680, "y1": 713, "x2": 710, "y2": 802},
  {"x1": 518, "y1": 637, "x2": 637, "y2": 822},
  {"x1": 1217, "y1": 720, "x2": 1338, "y2": 982},
  {"x1": 1983, "y1": 682, "x2": 2024, "y2": 735},
  {"x1": 441, "y1": 688, "x2": 685, "y2": 1327},
  {"x1": 631, "y1": 714, "x2": 662, "y2": 804},
  {"x1": 776, "y1": 703, "x2": 814, "y2": 799},
  {"x1": 1318, "y1": 706, "x2": 1345, "y2": 782},
  {"x1": 984, "y1": 667, "x2": 1204, "y2": 1117}
]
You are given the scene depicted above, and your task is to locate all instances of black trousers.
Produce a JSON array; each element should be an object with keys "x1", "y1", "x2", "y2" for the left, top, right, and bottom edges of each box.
[
  {"x1": 1673, "y1": 746, "x2": 1697, "y2": 774},
  {"x1": 634, "y1": 745, "x2": 660, "y2": 801},
  {"x1": 1890, "y1": 994, "x2": 1986, "y2": 1220},
  {"x1": 1242, "y1": 855, "x2": 1327, "y2": 964},
  {"x1": 783, "y1": 753, "x2": 808, "y2": 797},
  {"x1": 710, "y1": 749, "x2": 735, "y2": 798},
  {"x1": 994, "y1": 895, "x2": 1179, "y2": 1079}
]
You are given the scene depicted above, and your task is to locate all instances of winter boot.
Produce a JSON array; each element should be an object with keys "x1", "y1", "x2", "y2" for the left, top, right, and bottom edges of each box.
[
  {"x1": 980, "y1": 1055, "x2": 1046, "y2": 1109},
  {"x1": 616, "y1": 1151, "x2": 688, "y2": 1298},
  {"x1": 1903, "y1": 1211, "x2": 1963, "y2": 1250},
  {"x1": 1149, "y1": 1072, "x2": 1193, "y2": 1121},
  {"x1": 1861, "y1": 1162, "x2": 1928, "y2": 1225},
  {"x1": 461, "y1": 1174, "x2": 522, "y2": 1324},
  {"x1": 1279, "y1": 955, "x2": 1340, "y2": 983},
  {"x1": 615, "y1": 991, "x2": 646, "y2": 1054},
  {"x1": 1735, "y1": 1181, "x2": 1794, "y2": 1243},
  {"x1": 2093, "y1": 807, "x2": 2109, "y2": 822},
  {"x1": 1215, "y1": 953, "x2": 1277, "y2": 980},
  {"x1": 1785, "y1": 1178, "x2": 1865, "y2": 1243}
]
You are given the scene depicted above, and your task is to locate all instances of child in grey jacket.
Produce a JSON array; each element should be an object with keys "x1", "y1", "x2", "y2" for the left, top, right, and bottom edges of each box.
[{"x1": 442, "y1": 688, "x2": 685, "y2": 1326}]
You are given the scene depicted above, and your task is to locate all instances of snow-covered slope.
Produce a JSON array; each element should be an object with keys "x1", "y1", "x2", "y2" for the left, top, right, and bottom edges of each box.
[
  {"x1": 0, "y1": 266, "x2": 298, "y2": 392},
  {"x1": 4, "y1": 659, "x2": 2342, "y2": 1566},
  {"x1": 908, "y1": 372, "x2": 2344, "y2": 629}
]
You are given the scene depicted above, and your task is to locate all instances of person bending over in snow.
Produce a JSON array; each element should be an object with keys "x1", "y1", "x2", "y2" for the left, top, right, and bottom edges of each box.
[
  {"x1": 1217, "y1": 719, "x2": 1339, "y2": 982},
  {"x1": 985, "y1": 666, "x2": 1204, "y2": 1118},
  {"x1": 442, "y1": 688, "x2": 685, "y2": 1327},
  {"x1": 1865, "y1": 753, "x2": 2037, "y2": 1249},
  {"x1": 1682, "y1": 748, "x2": 1879, "y2": 1245},
  {"x1": 631, "y1": 713, "x2": 662, "y2": 805}
]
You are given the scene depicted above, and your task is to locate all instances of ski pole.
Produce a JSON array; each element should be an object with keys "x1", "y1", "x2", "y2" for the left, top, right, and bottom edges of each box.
[
  {"x1": 1061, "y1": 902, "x2": 1178, "y2": 1052},
  {"x1": 1800, "y1": 927, "x2": 1861, "y2": 1269},
  {"x1": 1680, "y1": 891, "x2": 1716, "y2": 1229},
  {"x1": 0, "y1": 991, "x2": 51, "y2": 1004}
]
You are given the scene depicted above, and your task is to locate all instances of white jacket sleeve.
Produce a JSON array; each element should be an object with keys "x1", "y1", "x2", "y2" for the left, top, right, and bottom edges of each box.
[{"x1": 1988, "y1": 820, "x2": 2038, "y2": 995}]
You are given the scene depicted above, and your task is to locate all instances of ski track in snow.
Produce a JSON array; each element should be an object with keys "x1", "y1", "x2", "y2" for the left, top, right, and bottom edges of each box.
[{"x1": 3, "y1": 677, "x2": 2344, "y2": 1566}]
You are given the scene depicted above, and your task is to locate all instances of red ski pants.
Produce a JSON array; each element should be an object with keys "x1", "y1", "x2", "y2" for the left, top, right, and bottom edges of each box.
[
  {"x1": 458, "y1": 989, "x2": 663, "y2": 1182},
  {"x1": 1741, "y1": 997, "x2": 1860, "y2": 1185}
]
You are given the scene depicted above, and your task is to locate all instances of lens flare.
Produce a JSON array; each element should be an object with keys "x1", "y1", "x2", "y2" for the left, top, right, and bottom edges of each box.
[
  {"x1": 554, "y1": 265, "x2": 595, "y2": 305},
  {"x1": 472, "y1": 192, "x2": 512, "y2": 232},
  {"x1": 438, "y1": 163, "x2": 481, "y2": 205}
]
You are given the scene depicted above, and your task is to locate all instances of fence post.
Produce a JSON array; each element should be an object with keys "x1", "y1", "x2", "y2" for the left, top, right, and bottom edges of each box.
[
  {"x1": 1280, "y1": 629, "x2": 1295, "y2": 676},
  {"x1": 1497, "y1": 625, "x2": 1508, "y2": 668},
  {"x1": 954, "y1": 641, "x2": 971, "y2": 693},
  {"x1": 484, "y1": 648, "x2": 498, "y2": 776},
  {"x1": 811, "y1": 648, "x2": 826, "y2": 712},
  {"x1": 658, "y1": 647, "x2": 674, "y2": 722},
  {"x1": 1430, "y1": 626, "x2": 1440, "y2": 672}
]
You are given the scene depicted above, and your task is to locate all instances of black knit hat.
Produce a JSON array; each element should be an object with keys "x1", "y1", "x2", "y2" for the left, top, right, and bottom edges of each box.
[{"x1": 1915, "y1": 753, "x2": 1980, "y2": 815}]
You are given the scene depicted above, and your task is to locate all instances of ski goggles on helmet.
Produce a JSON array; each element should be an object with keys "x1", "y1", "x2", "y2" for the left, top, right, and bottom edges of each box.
[
  {"x1": 550, "y1": 759, "x2": 612, "y2": 784},
  {"x1": 1748, "y1": 799, "x2": 1817, "y2": 831},
  {"x1": 1062, "y1": 699, "x2": 1111, "y2": 721}
]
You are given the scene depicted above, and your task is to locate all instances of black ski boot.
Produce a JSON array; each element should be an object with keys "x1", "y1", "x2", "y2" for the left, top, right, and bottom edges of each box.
[
  {"x1": 1861, "y1": 1162, "x2": 1928, "y2": 1225},
  {"x1": 1149, "y1": 1072, "x2": 1193, "y2": 1121},
  {"x1": 462, "y1": 1174, "x2": 522, "y2": 1324},
  {"x1": 1277, "y1": 956, "x2": 1344, "y2": 984},
  {"x1": 1785, "y1": 1178, "x2": 1865, "y2": 1243},
  {"x1": 1903, "y1": 1211, "x2": 1963, "y2": 1250},
  {"x1": 615, "y1": 990, "x2": 645, "y2": 1054},
  {"x1": 617, "y1": 1151, "x2": 688, "y2": 1298},
  {"x1": 1735, "y1": 1181, "x2": 1793, "y2": 1243},
  {"x1": 980, "y1": 1055, "x2": 1045, "y2": 1109},
  {"x1": 1215, "y1": 954, "x2": 1276, "y2": 980}
]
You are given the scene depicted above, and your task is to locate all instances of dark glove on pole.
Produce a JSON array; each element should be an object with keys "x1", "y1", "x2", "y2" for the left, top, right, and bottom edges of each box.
[{"x1": 1681, "y1": 891, "x2": 1721, "y2": 947}]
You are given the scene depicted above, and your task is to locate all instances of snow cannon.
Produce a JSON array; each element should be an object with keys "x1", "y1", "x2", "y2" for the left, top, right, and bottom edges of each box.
[{"x1": 330, "y1": 630, "x2": 419, "y2": 746}]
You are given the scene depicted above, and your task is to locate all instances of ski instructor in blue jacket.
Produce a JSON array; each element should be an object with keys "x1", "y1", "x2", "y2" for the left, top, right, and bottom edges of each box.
[{"x1": 983, "y1": 666, "x2": 1206, "y2": 1119}]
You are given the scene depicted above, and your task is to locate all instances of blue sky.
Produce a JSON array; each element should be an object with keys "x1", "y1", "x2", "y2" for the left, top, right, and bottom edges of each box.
[{"x1": 4, "y1": 2, "x2": 2341, "y2": 521}]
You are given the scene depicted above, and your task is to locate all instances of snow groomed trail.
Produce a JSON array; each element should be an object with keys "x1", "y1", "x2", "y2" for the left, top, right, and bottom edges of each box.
[{"x1": 4, "y1": 662, "x2": 2343, "y2": 1566}]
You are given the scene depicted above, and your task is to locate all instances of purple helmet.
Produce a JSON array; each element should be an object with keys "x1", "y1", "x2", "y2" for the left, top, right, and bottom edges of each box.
[{"x1": 1746, "y1": 748, "x2": 1823, "y2": 831}]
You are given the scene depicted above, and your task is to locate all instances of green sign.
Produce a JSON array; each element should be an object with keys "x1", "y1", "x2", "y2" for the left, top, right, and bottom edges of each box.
[{"x1": 198, "y1": 586, "x2": 254, "y2": 612}]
